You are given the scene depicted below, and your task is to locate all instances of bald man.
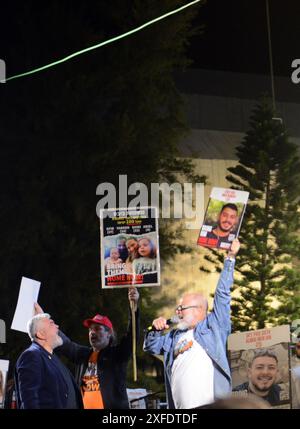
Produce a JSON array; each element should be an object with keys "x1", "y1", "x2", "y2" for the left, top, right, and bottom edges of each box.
[{"x1": 144, "y1": 239, "x2": 240, "y2": 409}]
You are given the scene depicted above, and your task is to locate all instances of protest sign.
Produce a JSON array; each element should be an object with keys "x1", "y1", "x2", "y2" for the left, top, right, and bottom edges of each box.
[
  {"x1": 197, "y1": 187, "x2": 249, "y2": 250},
  {"x1": 100, "y1": 207, "x2": 160, "y2": 288},
  {"x1": 228, "y1": 326, "x2": 291, "y2": 409}
]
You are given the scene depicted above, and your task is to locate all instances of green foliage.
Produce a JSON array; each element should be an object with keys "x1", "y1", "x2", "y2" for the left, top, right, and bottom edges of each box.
[{"x1": 227, "y1": 99, "x2": 300, "y2": 331}]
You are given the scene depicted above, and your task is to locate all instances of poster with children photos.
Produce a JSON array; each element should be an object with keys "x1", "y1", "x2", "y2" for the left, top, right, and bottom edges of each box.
[{"x1": 100, "y1": 207, "x2": 160, "y2": 288}]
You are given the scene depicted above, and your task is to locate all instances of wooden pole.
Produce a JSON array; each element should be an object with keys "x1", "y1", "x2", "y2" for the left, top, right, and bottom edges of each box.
[{"x1": 130, "y1": 299, "x2": 137, "y2": 382}]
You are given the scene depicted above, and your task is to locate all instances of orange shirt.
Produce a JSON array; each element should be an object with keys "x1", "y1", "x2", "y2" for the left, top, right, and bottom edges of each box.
[{"x1": 81, "y1": 351, "x2": 104, "y2": 409}]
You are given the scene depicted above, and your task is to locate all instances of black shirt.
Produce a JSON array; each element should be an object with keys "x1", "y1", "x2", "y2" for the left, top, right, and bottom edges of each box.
[{"x1": 233, "y1": 381, "x2": 281, "y2": 406}]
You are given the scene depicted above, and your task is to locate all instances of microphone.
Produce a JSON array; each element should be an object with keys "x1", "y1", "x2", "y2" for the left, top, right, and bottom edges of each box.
[{"x1": 146, "y1": 315, "x2": 180, "y2": 332}]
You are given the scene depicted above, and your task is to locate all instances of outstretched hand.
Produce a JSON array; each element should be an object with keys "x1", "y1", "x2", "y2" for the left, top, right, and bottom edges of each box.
[{"x1": 34, "y1": 302, "x2": 44, "y2": 315}]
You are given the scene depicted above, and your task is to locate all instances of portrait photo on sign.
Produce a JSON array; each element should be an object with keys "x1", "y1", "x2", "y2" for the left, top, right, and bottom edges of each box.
[
  {"x1": 228, "y1": 327, "x2": 291, "y2": 409},
  {"x1": 197, "y1": 187, "x2": 249, "y2": 250},
  {"x1": 100, "y1": 207, "x2": 160, "y2": 288}
]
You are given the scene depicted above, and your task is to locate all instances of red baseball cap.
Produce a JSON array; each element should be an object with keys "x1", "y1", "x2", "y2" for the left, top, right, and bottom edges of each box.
[{"x1": 83, "y1": 314, "x2": 113, "y2": 330}]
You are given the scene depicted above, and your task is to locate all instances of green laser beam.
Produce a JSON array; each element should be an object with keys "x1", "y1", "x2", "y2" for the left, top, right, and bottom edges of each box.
[{"x1": 6, "y1": 0, "x2": 201, "y2": 83}]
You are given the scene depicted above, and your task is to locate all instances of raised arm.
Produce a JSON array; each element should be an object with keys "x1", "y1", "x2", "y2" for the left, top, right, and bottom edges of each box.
[{"x1": 209, "y1": 239, "x2": 240, "y2": 329}]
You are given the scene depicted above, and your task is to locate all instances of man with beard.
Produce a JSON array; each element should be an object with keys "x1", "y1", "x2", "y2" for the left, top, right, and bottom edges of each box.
[
  {"x1": 205, "y1": 203, "x2": 239, "y2": 248},
  {"x1": 15, "y1": 314, "x2": 82, "y2": 409},
  {"x1": 233, "y1": 349, "x2": 281, "y2": 406},
  {"x1": 34, "y1": 287, "x2": 139, "y2": 409},
  {"x1": 143, "y1": 239, "x2": 240, "y2": 409}
]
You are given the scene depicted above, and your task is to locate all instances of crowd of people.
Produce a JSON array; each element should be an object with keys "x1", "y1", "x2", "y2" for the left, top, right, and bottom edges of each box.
[{"x1": 1, "y1": 238, "x2": 299, "y2": 410}]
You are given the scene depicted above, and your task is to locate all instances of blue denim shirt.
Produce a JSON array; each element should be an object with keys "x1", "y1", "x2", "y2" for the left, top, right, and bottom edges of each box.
[{"x1": 143, "y1": 258, "x2": 235, "y2": 408}]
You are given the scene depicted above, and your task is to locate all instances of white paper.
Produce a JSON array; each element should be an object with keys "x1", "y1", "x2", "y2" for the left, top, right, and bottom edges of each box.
[
  {"x1": 0, "y1": 360, "x2": 9, "y2": 373},
  {"x1": 11, "y1": 277, "x2": 41, "y2": 333}
]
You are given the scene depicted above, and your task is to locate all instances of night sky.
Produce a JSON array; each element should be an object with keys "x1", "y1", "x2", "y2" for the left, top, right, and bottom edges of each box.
[
  {"x1": 1, "y1": 0, "x2": 300, "y2": 79},
  {"x1": 188, "y1": 0, "x2": 300, "y2": 76}
]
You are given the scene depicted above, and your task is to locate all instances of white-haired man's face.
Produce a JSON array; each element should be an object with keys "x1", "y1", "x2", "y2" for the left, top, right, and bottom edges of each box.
[
  {"x1": 175, "y1": 294, "x2": 207, "y2": 330},
  {"x1": 36, "y1": 318, "x2": 63, "y2": 350}
]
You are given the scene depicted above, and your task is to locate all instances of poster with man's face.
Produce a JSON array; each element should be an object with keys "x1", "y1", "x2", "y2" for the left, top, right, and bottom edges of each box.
[
  {"x1": 228, "y1": 326, "x2": 291, "y2": 409},
  {"x1": 197, "y1": 187, "x2": 249, "y2": 250}
]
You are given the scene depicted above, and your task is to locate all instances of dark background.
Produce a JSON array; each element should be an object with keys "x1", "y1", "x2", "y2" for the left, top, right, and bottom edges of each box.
[
  {"x1": 188, "y1": 0, "x2": 300, "y2": 76},
  {"x1": 1, "y1": 0, "x2": 299, "y2": 77}
]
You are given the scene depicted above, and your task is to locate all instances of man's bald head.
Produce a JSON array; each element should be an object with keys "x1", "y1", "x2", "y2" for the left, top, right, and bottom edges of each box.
[
  {"x1": 176, "y1": 293, "x2": 208, "y2": 330},
  {"x1": 181, "y1": 293, "x2": 208, "y2": 313}
]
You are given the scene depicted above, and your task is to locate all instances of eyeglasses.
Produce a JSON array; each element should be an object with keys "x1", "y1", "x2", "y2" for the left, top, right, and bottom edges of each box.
[{"x1": 175, "y1": 305, "x2": 199, "y2": 312}]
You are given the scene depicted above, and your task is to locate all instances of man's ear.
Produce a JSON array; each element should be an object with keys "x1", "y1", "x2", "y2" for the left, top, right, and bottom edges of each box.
[{"x1": 35, "y1": 329, "x2": 45, "y2": 341}]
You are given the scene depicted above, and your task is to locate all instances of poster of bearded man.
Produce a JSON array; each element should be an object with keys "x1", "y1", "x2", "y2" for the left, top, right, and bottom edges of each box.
[
  {"x1": 197, "y1": 187, "x2": 249, "y2": 250},
  {"x1": 228, "y1": 326, "x2": 291, "y2": 409}
]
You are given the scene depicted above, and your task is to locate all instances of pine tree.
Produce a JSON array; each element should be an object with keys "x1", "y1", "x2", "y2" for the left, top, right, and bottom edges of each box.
[{"x1": 226, "y1": 99, "x2": 300, "y2": 331}]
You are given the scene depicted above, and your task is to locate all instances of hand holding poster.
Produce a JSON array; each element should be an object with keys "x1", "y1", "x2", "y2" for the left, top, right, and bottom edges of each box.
[
  {"x1": 100, "y1": 207, "x2": 160, "y2": 288},
  {"x1": 197, "y1": 187, "x2": 249, "y2": 250}
]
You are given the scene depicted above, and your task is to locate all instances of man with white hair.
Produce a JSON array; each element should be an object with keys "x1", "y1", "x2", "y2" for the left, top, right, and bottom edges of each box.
[
  {"x1": 14, "y1": 313, "x2": 82, "y2": 409},
  {"x1": 144, "y1": 239, "x2": 240, "y2": 409},
  {"x1": 33, "y1": 287, "x2": 140, "y2": 409}
]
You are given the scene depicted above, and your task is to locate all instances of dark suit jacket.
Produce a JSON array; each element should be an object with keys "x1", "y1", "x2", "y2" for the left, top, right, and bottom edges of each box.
[{"x1": 15, "y1": 342, "x2": 82, "y2": 409}]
